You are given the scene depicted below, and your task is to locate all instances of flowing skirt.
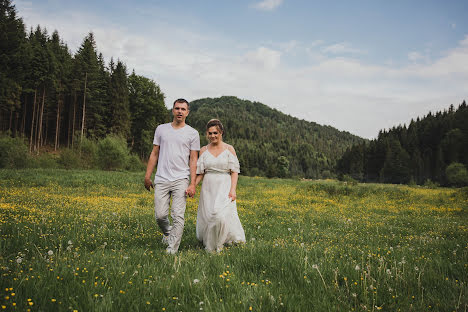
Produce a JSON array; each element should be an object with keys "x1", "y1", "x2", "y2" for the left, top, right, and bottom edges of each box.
[{"x1": 196, "y1": 172, "x2": 245, "y2": 251}]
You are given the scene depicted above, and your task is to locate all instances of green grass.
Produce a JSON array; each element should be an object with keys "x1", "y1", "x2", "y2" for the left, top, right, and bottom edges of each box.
[{"x1": 0, "y1": 169, "x2": 467, "y2": 311}]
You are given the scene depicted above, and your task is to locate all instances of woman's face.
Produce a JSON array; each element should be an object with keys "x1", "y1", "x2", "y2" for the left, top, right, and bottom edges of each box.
[{"x1": 207, "y1": 126, "x2": 222, "y2": 144}]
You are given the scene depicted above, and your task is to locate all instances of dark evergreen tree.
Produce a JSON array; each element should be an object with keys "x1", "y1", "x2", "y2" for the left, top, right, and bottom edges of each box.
[
  {"x1": 108, "y1": 60, "x2": 130, "y2": 138},
  {"x1": 73, "y1": 32, "x2": 103, "y2": 141},
  {"x1": 128, "y1": 71, "x2": 168, "y2": 159},
  {"x1": 0, "y1": 0, "x2": 25, "y2": 132}
]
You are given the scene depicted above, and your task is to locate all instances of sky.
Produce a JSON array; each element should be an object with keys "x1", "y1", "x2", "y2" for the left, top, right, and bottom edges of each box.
[{"x1": 14, "y1": 0, "x2": 468, "y2": 138}]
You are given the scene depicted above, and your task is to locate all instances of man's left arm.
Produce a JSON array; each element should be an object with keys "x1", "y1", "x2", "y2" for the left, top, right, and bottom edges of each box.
[{"x1": 186, "y1": 150, "x2": 198, "y2": 197}]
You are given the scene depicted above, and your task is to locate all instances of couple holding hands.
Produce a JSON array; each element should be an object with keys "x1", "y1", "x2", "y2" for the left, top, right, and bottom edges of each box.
[{"x1": 144, "y1": 99, "x2": 245, "y2": 254}]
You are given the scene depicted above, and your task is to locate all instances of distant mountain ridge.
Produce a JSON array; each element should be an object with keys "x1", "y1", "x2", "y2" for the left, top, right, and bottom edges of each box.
[{"x1": 186, "y1": 96, "x2": 364, "y2": 178}]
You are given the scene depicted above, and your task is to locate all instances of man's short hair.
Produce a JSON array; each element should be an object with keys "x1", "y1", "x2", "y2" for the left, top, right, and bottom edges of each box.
[{"x1": 173, "y1": 98, "x2": 189, "y2": 109}]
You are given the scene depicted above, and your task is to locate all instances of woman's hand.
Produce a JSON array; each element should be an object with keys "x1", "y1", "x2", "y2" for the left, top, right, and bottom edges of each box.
[{"x1": 228, "y1": 189, "x2": 236, "y2": 201}]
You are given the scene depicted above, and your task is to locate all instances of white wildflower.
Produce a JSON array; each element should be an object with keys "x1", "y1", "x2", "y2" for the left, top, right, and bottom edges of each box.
[
  {"x1": 48, "y1": 250, "x2": 54, "y2": 256},
  {"x1": 312, "y1": 264, "x2": 318, "y2": 269},
  {"x1": 193, "y1": 279, "x2": 200, "y2": 284},
  {"x1": 355, "y1": 265, "x2": 360, "y2": 271},
  {"x1": 68, "y1": 240, "x2": 73, "y2": 245},
  {"x1": 16, "y1": 257, "x2": 22, "y2": 264}
]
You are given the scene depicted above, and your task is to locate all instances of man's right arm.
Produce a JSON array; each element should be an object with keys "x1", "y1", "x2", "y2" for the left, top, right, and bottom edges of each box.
[{"x1": 144, "y1": 145, "x2": 160, "y2": 191}]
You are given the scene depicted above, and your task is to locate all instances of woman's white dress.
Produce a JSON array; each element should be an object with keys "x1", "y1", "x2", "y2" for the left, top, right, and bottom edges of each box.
[{"x1": 196, "y1": 149, "x2": 246, "y2": 251}]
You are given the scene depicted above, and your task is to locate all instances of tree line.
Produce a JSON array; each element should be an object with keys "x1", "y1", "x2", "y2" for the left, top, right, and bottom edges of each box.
[
  {"x1": 337, "y1": 101, "x2": 468, "y2": 186},
  {"x1": 0, "y1": 0, "x2": 169, "y2": 160}
]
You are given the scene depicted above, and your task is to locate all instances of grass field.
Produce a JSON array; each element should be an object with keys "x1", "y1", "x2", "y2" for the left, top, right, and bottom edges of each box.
[{"x1": 0, "y1": 169, "x2": 467, "y2": 311}]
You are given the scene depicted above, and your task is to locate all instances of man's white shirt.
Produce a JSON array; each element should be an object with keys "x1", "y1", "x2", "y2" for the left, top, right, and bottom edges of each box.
[{"x1": 153, "y1": 123, "x2": 200, "y2": 183}]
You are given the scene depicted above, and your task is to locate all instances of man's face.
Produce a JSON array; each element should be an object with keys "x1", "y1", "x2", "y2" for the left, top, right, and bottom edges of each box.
[{"x1": 172, "y1": 102, "x2": 189, "y2": 122}]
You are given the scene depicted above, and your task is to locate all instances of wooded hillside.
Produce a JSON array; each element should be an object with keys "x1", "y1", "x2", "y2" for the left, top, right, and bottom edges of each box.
[{"x1": 187, "y1": 96, "x2": 364, "y2": 178}]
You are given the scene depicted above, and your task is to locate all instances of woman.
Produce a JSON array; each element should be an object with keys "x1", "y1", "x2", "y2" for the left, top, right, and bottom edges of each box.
[{"x1": 195, "y1": 119, "x2": 246, "y2": 252}]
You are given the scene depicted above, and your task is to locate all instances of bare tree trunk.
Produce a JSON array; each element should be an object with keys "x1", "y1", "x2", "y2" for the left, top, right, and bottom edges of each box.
[
  {"x1": 21, "y1": 95, "x2": 27, "y2": 136},
  {"x1": 14, "y1": 111, "x2": 19, "y2": 137},
  {"x1": 81, "y1": 72, "x2": 87, "y2": 144},
  {"x1": 34, "y1": 91, "x2": 41, "y2": 152},
  {"x1": 72, "y1": 90, "x2": 77, "y2": 148},
  {"x1": 36, "y1": 86, "x2": 45, "y2": 154},
  {"x1": 67, "y1": 94, "x2": 71, "y2": 148},
  {"x1": 9, "y1": 109, "x2": 13, "y2": 133},
  {"x1": 44, "y1": 109, "x2": 48, "y2": 147},
  {"x1": 29, "y1": 89, "x2": 37, "y2": 153},
  {"x1": 55, "y1": 89, "x2": 62, "y2": 151}
]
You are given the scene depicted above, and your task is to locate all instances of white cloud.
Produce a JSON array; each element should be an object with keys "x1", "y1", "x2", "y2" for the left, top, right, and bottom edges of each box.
[
  {"x1": 322, "y1": 42, "x2": 365, "y2": 55},
  {"x1": 408, "y1": 51, "x2": 424, "y2": 62},
  {"x1": 244, "y1": 47, "x2": 281, "y2": 70},
  {"x1": 251, "y1": 0, "x2": 283, "y2": 11}
]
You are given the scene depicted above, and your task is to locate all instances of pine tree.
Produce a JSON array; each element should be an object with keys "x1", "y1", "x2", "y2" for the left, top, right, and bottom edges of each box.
[
  {"x1": 48, "y1": 30, "x2": 71, "y2": 150},
  {"x1": 108, "y1": 60, "x2": 130, "y2": 138},
  {"x1": 0, "y1": 0, "x2": 26, "y2": 132},
  {"x1": 128, "y1": 71, "x2": 167, "y2": 159},
  {"x1": 73, "y1": 33, "x2": 103, "y2": 142}
]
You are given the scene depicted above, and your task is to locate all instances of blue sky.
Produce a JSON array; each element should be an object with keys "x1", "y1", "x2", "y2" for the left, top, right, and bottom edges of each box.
[{"x1": 14, "y1": 0, "x2": 468, "y2": 138}]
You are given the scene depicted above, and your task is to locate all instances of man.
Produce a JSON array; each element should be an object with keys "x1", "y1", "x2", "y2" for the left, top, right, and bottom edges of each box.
[{"x1": 144, "y1": 98, "x2": 200, "y2": 254}]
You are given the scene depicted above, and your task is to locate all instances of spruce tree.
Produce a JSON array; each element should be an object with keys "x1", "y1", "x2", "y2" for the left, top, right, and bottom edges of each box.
[
  {"x1": 108, "y1": 60, "x2": 130, "y2": 138},
  {"x1": 0, "y1": 0, "x2": 26, "y2": 132}
]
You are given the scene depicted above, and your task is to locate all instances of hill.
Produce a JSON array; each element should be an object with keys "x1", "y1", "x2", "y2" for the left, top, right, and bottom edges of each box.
[{"x1": 186, "y1": 96, "x2": 364, "y2": 178}]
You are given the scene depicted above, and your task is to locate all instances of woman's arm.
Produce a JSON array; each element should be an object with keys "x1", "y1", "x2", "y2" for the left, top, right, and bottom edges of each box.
[
  {"x1": 227, "y1": 144, "x2": 238, "y2": 201},
  {"x1": 195, "y1": 173, "x2": 204, "y2": 186},
  {"x1": 228, "y1": 171, "x2": 238, "y2": 201}
]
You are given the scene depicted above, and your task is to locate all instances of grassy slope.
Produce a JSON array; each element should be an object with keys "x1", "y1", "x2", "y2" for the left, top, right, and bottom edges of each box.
[{"x1": 0, "y1": 169, "x2": 467, "y2": 311}]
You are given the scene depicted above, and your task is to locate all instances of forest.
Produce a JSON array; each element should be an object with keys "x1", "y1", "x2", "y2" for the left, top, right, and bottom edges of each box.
[
  {"x1": 0, "y1": 0, "x2": 169, "y2": 161},
  {"x1": 337, "y1": 102, "x2": 468, "y2": 186}
]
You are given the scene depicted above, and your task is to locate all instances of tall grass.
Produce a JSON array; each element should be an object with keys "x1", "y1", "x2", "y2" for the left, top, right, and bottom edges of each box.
[{"x1": 0, "y1": 169, "x2": 466, "y2": 311}]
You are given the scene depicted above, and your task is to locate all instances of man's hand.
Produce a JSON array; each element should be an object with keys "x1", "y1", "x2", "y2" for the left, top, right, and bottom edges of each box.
[
  {"x1": 185, "y1": 184, "x2": 196, "y2": 198},
  {"x1": 144, "y1": 177, "x2": 154, "y2": 191}
]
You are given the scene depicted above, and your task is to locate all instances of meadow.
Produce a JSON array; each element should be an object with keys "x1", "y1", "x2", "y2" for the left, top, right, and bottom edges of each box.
[{"x1": 0, "y1": 169, "x2": 467, "y2": 311}]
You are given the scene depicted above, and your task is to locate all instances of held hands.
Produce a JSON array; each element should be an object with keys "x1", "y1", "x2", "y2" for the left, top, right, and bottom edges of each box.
[
  {"x1": 144, "y1": 177, "x2": 154, "y2": 191},
  {"x1": 228, "y1": 189, "x2": 236, "y2": 202},
  {"x1": 185, "y1": 184, "x2": 196, "y2": 198}
]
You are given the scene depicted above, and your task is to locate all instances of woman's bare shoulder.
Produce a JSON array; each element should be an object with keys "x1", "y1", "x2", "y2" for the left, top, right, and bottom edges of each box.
[
  {"x1": 200, "y1": 145, "x2": 208, "y2": 155},
  {"x1": 225, "y1": 144, "x2": 237, "y2": 156}
]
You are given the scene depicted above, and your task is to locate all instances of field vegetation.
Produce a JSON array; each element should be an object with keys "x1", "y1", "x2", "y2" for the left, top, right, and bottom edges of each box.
[{"x1": 0, "y1": 169, "x2": 467, "y2": 311}]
